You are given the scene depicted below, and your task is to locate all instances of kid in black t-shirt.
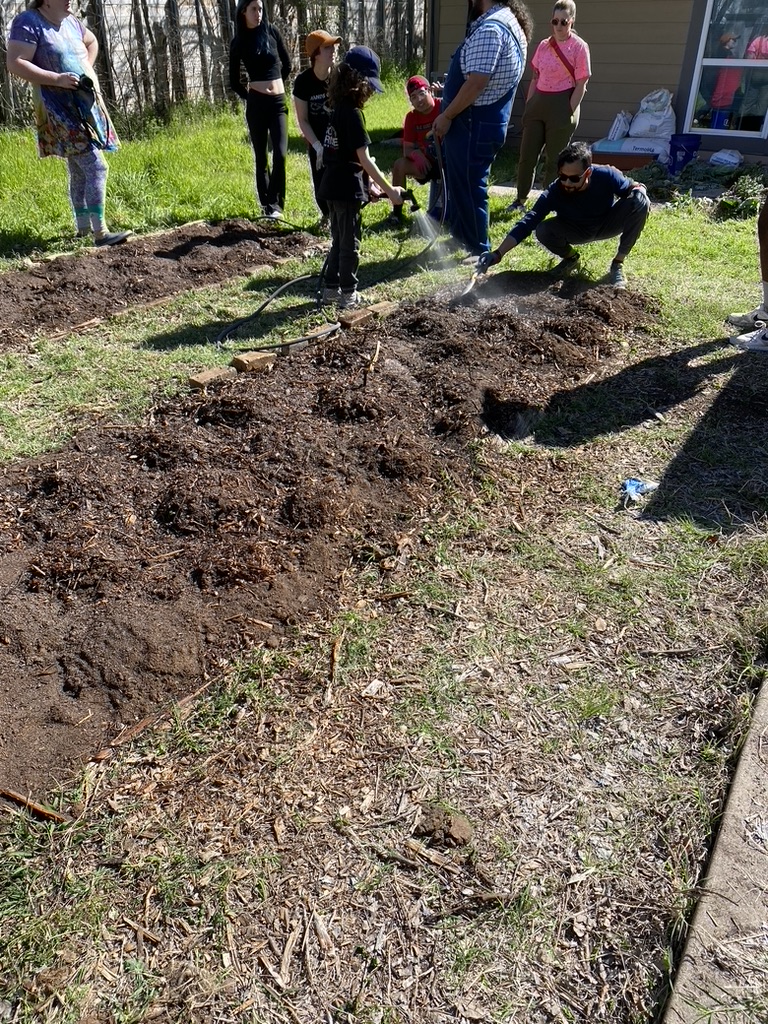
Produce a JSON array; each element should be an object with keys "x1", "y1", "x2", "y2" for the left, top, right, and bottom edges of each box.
[
  {"x1": 292, "y1": 29, "x2": 340, "y2": 221},
  {"x1": 317, "y1": 47, "x2": 403, "y2": 309}
]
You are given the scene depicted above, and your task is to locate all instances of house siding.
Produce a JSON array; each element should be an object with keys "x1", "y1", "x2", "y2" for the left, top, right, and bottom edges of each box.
[{"x1": 428, "y1": 0, "x2": 697, "y2": 145}]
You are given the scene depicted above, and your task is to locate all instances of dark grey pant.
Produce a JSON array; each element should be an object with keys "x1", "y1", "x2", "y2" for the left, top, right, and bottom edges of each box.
[
  {"x1": 536, "y1": 189, "x2": 651, "y2": 260},
  {"x1": 326, "y1": 199, "x2": 363, "y2": 293}
]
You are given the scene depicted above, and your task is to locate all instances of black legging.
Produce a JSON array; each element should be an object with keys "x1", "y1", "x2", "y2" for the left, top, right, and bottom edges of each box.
[{"x1": 245, "y1": 90, "x2": 288, "y2": 213}]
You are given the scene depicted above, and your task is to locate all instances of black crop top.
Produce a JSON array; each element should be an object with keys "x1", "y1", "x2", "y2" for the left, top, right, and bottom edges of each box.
[{"x1": 229, "y1": 27, "x2": 292, "y2": 98}]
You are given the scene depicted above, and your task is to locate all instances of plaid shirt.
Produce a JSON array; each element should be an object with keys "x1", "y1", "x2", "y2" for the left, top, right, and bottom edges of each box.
[{"x1": 461, "y1": 4, "x2": 527, "y2": 106}]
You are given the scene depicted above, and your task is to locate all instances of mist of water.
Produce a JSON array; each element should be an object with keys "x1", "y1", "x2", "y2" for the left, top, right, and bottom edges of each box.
[{"x1": 412, "y1": 210, "x2": 440, "y2": 243}]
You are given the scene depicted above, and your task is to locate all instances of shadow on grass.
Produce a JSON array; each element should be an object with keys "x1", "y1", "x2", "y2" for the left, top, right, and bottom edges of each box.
[
  {"x1": 138, "y1": 271, "x2": 325, "y2": 351},
  {"x1": 0, "y1": 228, "x2": 79, "y2": 261},
  {"x1": 640, "y1": 347, "x2": 768, "y2": 526},
  {"x1": 488, "y1": 336, "x2": 768, "y2": 528}
]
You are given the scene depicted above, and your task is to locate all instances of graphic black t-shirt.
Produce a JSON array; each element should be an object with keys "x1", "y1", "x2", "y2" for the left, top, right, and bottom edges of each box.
[
  {"x1": 318, "y1": 97, "x2": 370, "y2": 203},
  {"x1": 292, "y1": 67, "x2": 331, "y2": 141}
]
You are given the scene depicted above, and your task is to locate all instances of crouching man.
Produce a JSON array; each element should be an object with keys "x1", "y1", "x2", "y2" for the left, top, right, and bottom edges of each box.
[{"x1": 479, "y1": 141, "x2": 650, "y2": 288}]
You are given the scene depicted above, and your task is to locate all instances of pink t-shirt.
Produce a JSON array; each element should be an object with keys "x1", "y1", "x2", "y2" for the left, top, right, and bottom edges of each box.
[
  {"x1": 531, "y1": 33, "x2": 591, "y2": 93},
  {"x1": 746, "y1": 35, "x2": 768, "y2": 60}
]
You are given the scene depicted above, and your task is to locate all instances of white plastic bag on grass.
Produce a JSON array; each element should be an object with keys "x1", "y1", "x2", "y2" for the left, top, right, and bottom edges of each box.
[{"x1": 709, "y1": 149, "x2": 743, "y2": 167}]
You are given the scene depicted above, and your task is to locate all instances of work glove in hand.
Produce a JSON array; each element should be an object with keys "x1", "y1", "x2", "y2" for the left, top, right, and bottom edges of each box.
[
  {"x1": 313, "y1": 140, "x2": 323, "y2": 169},
  {"x1": 476, "y1": 250, "x2": 501, "y2": 274}
]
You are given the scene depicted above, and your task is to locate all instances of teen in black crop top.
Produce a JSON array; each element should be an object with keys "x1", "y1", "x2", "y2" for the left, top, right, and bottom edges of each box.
[{"x1": 229, "y1": 0, "x2": 293, "y2": 218}]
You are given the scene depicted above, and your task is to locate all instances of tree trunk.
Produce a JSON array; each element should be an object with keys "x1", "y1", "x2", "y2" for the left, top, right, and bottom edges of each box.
[
  {"x1": 152, "y1": 19, "x2": 172, "y2": 121},
  {"x1": 200, "y1": 0, "x2": 227, "y2": 103},
  {"x1": 165, "y1": 0, "x2": 188, "y2": 103},
  {"x1": 0, "y1": 5, "x2": 12, "y2": 125},
  {"x1": 376, "y1": 0, "x2": 385, "y2": 52},
  {"x1": 131, "y1": 0, "x2": 154, "y2": 109},
  {"x1": 194, "y1": 0, "x2": 212, "y2": 102},
  {"x1": 84, "y1": 0, "x2": 117, "y2": 105},
  {"x1": 339, "y1": 0, "x2": 349, "y2": 44}
]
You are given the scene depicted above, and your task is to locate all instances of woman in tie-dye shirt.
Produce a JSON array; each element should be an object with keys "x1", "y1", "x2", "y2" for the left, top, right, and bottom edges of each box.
[{"x1": 6, "y1": 0, "x2": 130, "y2": 246}]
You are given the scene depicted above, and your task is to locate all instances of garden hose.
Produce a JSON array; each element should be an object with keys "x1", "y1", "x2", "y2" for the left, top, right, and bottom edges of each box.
[{"x1": 213, "y1": 157, "x2": 454, "y2": 347}]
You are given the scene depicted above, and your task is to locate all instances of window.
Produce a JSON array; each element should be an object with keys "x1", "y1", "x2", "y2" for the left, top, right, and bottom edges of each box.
[{"x1": 685, "y1": 0, "x2": 768, "y2": 137}]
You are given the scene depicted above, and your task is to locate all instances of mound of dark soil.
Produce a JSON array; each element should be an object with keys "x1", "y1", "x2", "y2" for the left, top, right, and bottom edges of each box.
[
  {"x1": 0, "y1": 220, "x2": 323, "y2": 347},
  {"x1": 0, "y1": 223, "x2": 652, "y2": 798}
]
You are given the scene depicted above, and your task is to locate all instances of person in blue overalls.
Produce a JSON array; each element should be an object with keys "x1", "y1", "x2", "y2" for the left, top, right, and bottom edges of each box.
[{"x1": 433, "y1": 0, "x2": 533, "y2": 256}]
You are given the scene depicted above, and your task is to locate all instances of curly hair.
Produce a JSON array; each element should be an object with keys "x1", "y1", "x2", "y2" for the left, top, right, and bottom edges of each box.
[
  {"x1": 505, "y1": 0, "x2": 534, "y2": 43},
  {"x1": 327, "y1": 62, "x2": 374, "y2": 108}
]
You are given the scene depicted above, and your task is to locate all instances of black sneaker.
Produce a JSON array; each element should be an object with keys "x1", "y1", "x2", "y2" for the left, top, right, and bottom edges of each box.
[
  {"x1": 94, "y1": 231, "x2": 131, "y2": 247},
  {"x1": 550, "y1": 252, "x2": 580, "y2": 277}
]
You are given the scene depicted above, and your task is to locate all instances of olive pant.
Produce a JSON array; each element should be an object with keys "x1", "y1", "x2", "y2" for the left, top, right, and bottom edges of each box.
[{"x1": 516, "y1": 89, "x2": 579, "y2": 202}]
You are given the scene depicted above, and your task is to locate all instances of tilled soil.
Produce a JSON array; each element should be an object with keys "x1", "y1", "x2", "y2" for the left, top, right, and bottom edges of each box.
[
  {"x1": 0, "y1": 222, "x2": 653, "y2": 799},
  {"x1": 0, "y1": 220, "x2": 321, "y2": 348}
]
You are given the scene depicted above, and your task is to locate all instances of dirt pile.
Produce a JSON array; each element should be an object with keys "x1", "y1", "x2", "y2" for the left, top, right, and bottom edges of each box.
[
  {"x1": 0, "y1": 224, "x2": 652, "y2": 798},
  {"x1": 0, "y1": 220, "x2": 322, "y2": 347}
]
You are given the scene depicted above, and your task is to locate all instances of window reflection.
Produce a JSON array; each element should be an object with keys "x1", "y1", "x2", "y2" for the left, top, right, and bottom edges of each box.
[{"x1": 690, "y1": 0, "x2": 768, "y2": 136}]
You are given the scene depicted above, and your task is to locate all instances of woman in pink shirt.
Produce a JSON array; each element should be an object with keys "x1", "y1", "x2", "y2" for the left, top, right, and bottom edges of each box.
[{"x1": 508, "y1": 0, "x2": 590, "y2": 211}]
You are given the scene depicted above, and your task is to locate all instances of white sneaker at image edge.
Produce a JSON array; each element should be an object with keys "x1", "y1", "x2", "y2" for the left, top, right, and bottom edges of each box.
[{"x1": 729, "y1": 326, "x2": 768, "y2": 351}]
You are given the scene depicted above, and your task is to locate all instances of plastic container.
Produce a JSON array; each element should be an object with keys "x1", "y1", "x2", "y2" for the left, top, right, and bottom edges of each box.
[
  {"x1": 710, "y1": 109, "x2": 731, "y2": 131},
  {"x1": 668, "y1": 132, "x2": 702, "y2": 175}
]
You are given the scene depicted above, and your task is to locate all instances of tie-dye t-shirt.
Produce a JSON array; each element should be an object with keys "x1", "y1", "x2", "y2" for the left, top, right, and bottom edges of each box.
[{"x1": 8, "y1": 10, "x2": 117, "y2": 158}]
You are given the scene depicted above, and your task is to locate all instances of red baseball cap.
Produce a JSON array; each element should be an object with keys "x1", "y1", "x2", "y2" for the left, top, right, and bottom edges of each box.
[{"x1": 406, "y1": 75, "x2": 431, "y2": 95}]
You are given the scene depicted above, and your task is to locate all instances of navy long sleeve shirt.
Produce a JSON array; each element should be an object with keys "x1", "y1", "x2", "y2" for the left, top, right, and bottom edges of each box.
[{"x1": 507, "y1": 165, "x2": 638, "y2": 244}]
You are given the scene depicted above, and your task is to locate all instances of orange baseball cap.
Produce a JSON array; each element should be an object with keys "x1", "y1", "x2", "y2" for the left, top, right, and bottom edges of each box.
[{"x1": 305, "y1": 30, "x2": 341, "y2": 57}]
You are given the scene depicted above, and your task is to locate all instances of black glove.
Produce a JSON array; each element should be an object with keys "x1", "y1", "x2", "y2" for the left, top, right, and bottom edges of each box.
[{"x1": 476, "y1": 250, "x2": 501, "y2": 274}]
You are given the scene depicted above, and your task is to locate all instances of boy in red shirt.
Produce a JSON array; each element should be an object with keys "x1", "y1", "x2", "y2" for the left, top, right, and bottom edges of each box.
[{"x1": 388, "y1": 75, "x2": 442, "y2": 225}]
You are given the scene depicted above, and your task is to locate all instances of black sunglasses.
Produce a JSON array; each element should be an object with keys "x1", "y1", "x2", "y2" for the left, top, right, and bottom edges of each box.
[
  {"x1": 558, "y1": 170, "x2": 586, "y2": 183},
  {"x1": 551, "y1": 17, "x2": 570, "y2": 25}
]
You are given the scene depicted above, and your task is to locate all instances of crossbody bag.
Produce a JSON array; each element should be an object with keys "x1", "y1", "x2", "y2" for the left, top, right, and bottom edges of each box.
[{"x1": 548, "y1": 37, "x2": 576, "y2": 84}]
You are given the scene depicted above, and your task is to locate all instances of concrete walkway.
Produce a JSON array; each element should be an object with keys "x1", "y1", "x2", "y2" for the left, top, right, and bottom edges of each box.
[{"x1": 663, "y1": 681, "x2": 768, "y2": 1022}]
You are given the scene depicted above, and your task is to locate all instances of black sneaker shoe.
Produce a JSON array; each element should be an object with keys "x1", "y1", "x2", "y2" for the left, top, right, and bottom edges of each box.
[
  {"x1": 550, "y1": 252, "x2": 580, "y2": 277},
  {"x1": 505, "y1": 198, "x2": 526, "y2": 213},
  {"x1": 94, "y1": 231, "x2": 131, "y2": 247}
]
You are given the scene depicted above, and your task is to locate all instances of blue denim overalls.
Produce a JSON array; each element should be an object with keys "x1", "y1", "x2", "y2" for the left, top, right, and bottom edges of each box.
[{"x1": 441, "y1": 14, "x2": 523, "y2": 254}]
